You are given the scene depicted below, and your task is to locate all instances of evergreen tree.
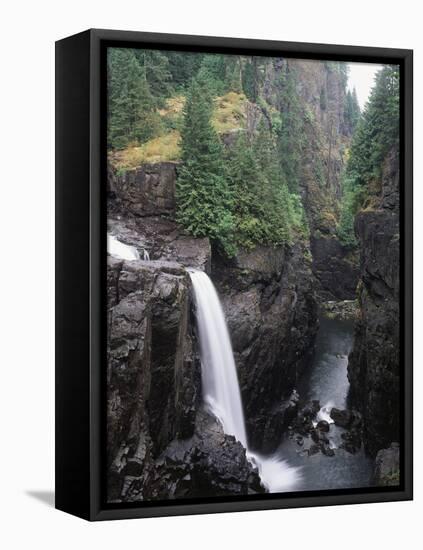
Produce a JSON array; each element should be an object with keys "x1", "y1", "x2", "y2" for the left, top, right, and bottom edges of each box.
[
  {"x1": 164, "y1": 51, "x2": 204, "y2": 89},
  {"x1": 197, "y1": 54, "x2": 227, "y2": 96},
  {"x1": 343, "y1": 88, "x2": 361, "y2": 135},
  {"x1": 108, "y1": 48, "x2": 161, "y2": 149},
  {"x1": 242, "y1": 59, "x2": 256, "y2": 101},
  {"x1": 134, "y1": 50, "x2": 172, "y2": 107},
  {"x1": 338, "y1": 65, "x2": 399, "y2": 246},
  {"x1": 176, "y1": 78, "x2": 235, "y2": 255},
  {"x1": 347, "y1": 66, "x2": 399, "y2": 188},
  {"x1": 275, "y1": 64, "x2": 304, "y2": 193},
  {"x1": 228, "y1": 133, "x2": 268, "y2": 249}
]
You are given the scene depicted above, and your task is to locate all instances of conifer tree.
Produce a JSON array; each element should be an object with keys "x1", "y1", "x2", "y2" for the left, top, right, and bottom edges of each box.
[
  {"x1": 338, "y1": 65, "x2": 399, "y2": 246},
  {"x1": 134, "y1": 50, "x2": 172, "y2": 107},
  {"x1": 108, "y1": 49, "x2": 161, "y2": 149},
  {"x1": 176, "y1": 78, "x2": 235, "y2": 256},
  {"x1": 228, "y1": 133, "x2": 267, "y2": 249},
  {"x1": 275, "y1": 64, "x2": 304, "y2": 193}
]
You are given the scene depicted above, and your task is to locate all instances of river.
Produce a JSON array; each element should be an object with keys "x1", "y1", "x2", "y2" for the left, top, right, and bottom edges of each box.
[{"x1": 275, "y1": 314, "x2": 374, "y2": 491}]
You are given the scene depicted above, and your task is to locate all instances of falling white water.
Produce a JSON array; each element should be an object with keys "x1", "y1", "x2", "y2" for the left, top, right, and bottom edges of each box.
[
  {"x1": 189, "y1": 269, "x2": 301, "y2": 493},
  {"x1": 316, "y1": 401, "x2": 335, "y2": 425},
  {"x1": 143, "y1": 249, "x2": 150, "y2": 261},
  {"x1": 189, "y1": 268, "x2": 248, "y2": 446},
  {"x1": 107, "y1": 234, "x2": 140, "y2": 261}
]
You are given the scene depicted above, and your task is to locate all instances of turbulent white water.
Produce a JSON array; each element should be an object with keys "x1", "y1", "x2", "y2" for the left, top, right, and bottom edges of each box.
[
  {"x1": 316, "y1": 401, "x2": 335, "y2": 425},
  {"x1": 107, "y1": 234, "x2": 140, "y2": 261},
  {"x1": 189, "y1": 269, "x2": 301, "y2": 493}
]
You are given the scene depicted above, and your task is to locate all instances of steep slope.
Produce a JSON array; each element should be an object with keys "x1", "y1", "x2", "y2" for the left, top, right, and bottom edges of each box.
[{"x1": 347, "y1": 147, "x2": 400, "y2": 456}]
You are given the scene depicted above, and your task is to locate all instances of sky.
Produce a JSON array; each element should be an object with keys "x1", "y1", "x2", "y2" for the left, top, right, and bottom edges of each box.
[{"x1": 347, "y1": 62, "x2": 384, "y2": 110}]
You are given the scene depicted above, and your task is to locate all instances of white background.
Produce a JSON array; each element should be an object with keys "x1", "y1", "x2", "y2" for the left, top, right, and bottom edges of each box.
[{"x1": 0, "y1": 1, "x2": 420, "y2": 548}]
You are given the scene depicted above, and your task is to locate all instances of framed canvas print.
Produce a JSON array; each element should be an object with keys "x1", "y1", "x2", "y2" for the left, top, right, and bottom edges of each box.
[{"x1": 55, "y1": 29, "x2": 413, "y2": 521}]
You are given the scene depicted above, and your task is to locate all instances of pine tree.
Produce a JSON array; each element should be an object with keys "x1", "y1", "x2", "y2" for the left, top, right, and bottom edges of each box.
[
  {"x1": 197, "y1": 54, "x2": 227, "y2": 96},
  {"x1": 176, "y1": 78, "x2": 235, "y2": 256},
  {"x1": 275, "y1": 63, "x2": 304, "y2": 193},
  {"x1": 108, "y1": 48, "x2": 161, "y2": 149},
  {"x1": 134, "y1": 50, "x2": 172, "y2": 107},
  {"x1": 343, "y1": 88, "x2": 361, "y2": 135},
  {"x1": 338, "y1": 65, "x2": 399, "y2": 246},
  {"x1": 347, "y1": 66, "x2": 399, "y2": 188},
  {"x1": 228, "y1": 133, "x2": 267, "y2": 249},
  {"x1": 164, "y1": 51, "x2": 204, "y2": 90}
]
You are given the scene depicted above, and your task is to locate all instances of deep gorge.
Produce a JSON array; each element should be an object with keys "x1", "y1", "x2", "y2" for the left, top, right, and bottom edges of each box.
[{"x1": 106, "y1": 54, "x2": 400, "y2": 501}]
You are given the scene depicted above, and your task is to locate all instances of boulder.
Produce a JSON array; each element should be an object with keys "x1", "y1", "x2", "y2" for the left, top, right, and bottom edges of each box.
[
  {"x1": 373, "y1": 443, "x2": 400, "y2": 486},
  {"x1": 121, "y1": 410, "x2": 265, "y2": 501},
  {"x1": 330, "y1": 408, "x2": 352, "y2": 428}
]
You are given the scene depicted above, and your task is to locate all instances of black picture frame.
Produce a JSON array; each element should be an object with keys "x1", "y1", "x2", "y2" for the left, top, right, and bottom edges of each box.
[{"x1": 55, "y1": 28, "x2": 413, "y2": 521}]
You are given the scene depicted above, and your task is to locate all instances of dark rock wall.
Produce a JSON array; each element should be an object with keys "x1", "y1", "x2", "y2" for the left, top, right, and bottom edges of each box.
[
  {"x1": 110, "y1": 161, "x2": 178, "y2": 217},
  {"x1": 347, "y1": 147, "x2": 400, "y2": 456},
  {"x1": 107, "y1": 258, "x2": 201, "y2": 498}
]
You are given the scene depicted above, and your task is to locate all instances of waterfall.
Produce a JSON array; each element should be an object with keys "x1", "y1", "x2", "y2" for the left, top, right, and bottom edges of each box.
[
  {"x1": 189, "y1": 269, "x2": 301, "y2": 493},
  {"x1": 189, "y1": 269, "x2": 248, "y2": 447},
  {"x1": 107, "y1": 234, "x2": 150, "y2": 262}
]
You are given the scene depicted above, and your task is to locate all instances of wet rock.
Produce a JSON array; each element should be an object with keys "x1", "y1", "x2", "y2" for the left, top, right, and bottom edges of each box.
[
  {"x1": 122, "y1": 410, "x2": 265, "y2": 501},
  {"x1": 308, "y1": 444, "x2": 320, "y2": 456},
  {"x1": 373, "y1": 443, "x2": 400, "y2": 486},
  {"x1": 330, "y1": 408, "x2": 352, "y2": 428},
  {"x1": 340, "y1": 430, "x2": 361, "y2": 454},
  {"x1": 321, "y1": 445, "x2": 335, "y2": 457},
  {"x1": 108, "y1": 215, "x2": 211, "y2": 272},
  {"x1": 316, "y1": 420, "x2": 330, "y2": 432}
]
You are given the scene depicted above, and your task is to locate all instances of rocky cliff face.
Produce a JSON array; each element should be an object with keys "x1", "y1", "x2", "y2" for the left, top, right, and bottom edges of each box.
[
  {"x1": 107, "y1": 151, "x2": 319, "y2": 474},
  {"x1": 347, "y1": 147, "x2": 400, "y2": 456},
  {"x1": 260, "y1": 59, "x2": 359, "y2": 299},
  {"x1": 212, "y1": 243, "x2": 317, "y2": 451},
  {"x1": 107, "y1": 256, "x2": 263, "y2": 500}
]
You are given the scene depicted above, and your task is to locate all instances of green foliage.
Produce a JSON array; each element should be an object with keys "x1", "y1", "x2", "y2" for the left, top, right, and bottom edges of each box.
[
  {"x1": 275, "y1": 65, "x2": 305, "y2": 194},
  {"x1": 197, "y1": 54, "x2": 227, "y2": 96},
  {"x1": 133, "y1": 50, "x2": 172, "y2": 108},
  {"x1": 108, "y1": 48, "x2": 162, "y2": 149},
  {"x1": 176, "y1": 78, "x2": 235, "y2": 256},
  {"x1": 343, "y1": 88, "x2": 361, "y2": 135},
  {"x1": 164, "y1": 51, "x2": 204, "y2": 89},
  {"x1": 347, "y1": 66, "x2": 399, "y2": 187},
  {"x1": 337, "y1": 177, "x2": 359, "y2": 247},
  {"x1": 241, "y1": 59, "x2": 257, "y2": 101},
  {"x1": 226, "y1": 124, "x2": 307, "y2": 249},
  {"x1": 338, "y1": 65, "x2": 399, "y2": 246}
]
